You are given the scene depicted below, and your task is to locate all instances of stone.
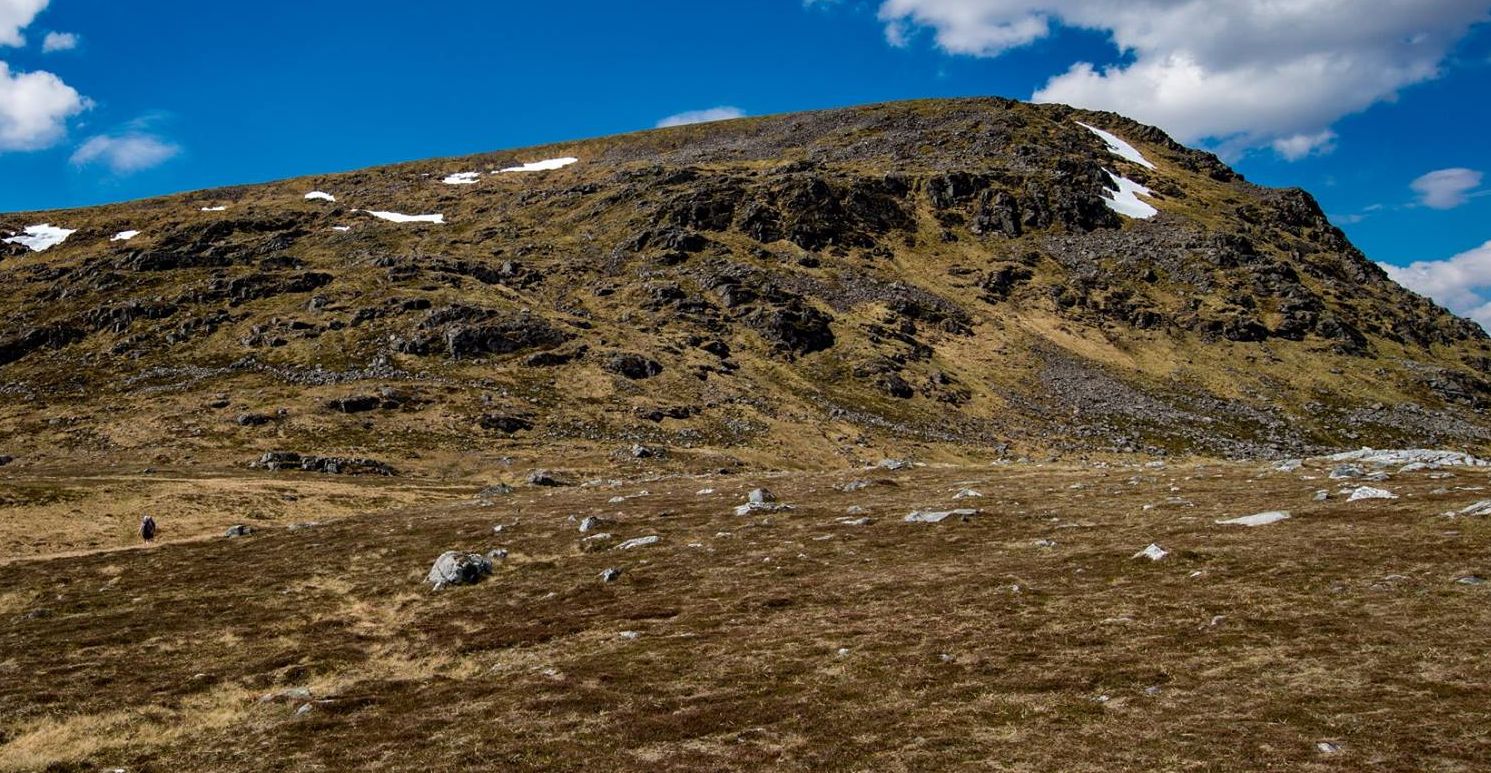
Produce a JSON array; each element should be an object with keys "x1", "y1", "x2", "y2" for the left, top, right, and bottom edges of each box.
[
  {"x1": 904, "y1": 508, "x2": 978, "y2": 523},
  {"x1": 877, "y1": 458, "x2": 913, "y2": 471},
  {"x1": 604, "y1": 352, "x2": 663, "y2": 380},
  {"x1": 1347, "y1": 486, "x2": 1397, "y2": 502},
  {"x1": 840, "y1": 479, "x2": 871, "y2": 492},
  {"x1": 527, "y1": 469, "x2": 570, "y2": 487},
  {"x1": 477, "y1": 483, "x2": 514, "y2": 498},
  {"x1": 599, "y1": 567, "x2": 623, "y2": 583},
  {"x1": 236, "y1": 412, "x2": 272, "y2": 426},
  {"x1": 1216, "y1": 511, "x2": 1290, "y2": 527},
  {"x1": 952, "y1": 488, "x2": 983, "y2": 499},
  {"x1": 224, "y1": 524, "x2": 253, "y2": 538},
  {"x1": 1329, "y1": 465, "x2": 1363, "y2": 479},
  {"x1": 1273, "y1": 458, "x2": 1303, "y2": 472},
  {"x1": 579, "y1": 516, "x2": 611, "y2": 533},
  {"x1": 1133, "y1": 543, "x2": 1168, "y2": 561},
  {"x1": 747, "y1": 488, "x2": 777, "y2": 504},
  {"x1": 1313, "y1": 490, "x2": 1330, "y2": 501},
  {"x1": 615, "y1": 535, "x2": 660, "y2": 550},
  {"x1": 426, "y1": 551, "x2": 494, "y2": 590}
]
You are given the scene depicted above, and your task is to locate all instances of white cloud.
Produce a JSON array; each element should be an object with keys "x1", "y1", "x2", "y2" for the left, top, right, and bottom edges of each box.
[
  {"x1": 41, "y1": 30, "x2": 76, "y2": 52},
  {"x1": 0, "y1": 0, "x2": 47, "y2": 47},
  {"x1": 70, "y1": 131, "x2": 181, "y2": 174},
  {"x1": 873, "y1": 0, "x2": 1491, "y2": 156},
  {"x1": 1412, "y1": 167, "x2": 1483, "y2": 209},
  {"x1": 0, "y1": 61, "x2": 87, "y2": 151},
  {"x1": 656, "y1": 106, "x2": 747, "y2": 128},
  {"x1": 1382, "y1": 240, "x2": 1491, "y2": 329}
]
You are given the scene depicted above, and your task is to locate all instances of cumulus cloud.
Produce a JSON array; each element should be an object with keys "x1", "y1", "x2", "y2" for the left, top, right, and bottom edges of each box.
[
  {"x1": 873, "y1": 0, "x2": 1491, "y2": 156},
  {"x1": 657, "y1": 106, "x2": 747, "y2": 128},
  {"x1": 1382, "y1": 241, "x2": 1491, "y2": 329},
  {"x1": 0, "y1": 61, "x2": 87, "y2": 151},
  {"x1": 41, "y1": 30, "x2": 75, "y2": 52},
  {"x1": 1412, "y1": 168, "x2": 1483, "y2": 209},
  {"x1": 70, "y1": 131, "x2": 181, "y2": 174},
  {"x1": 0, "y1": 0, "x2": 47, "y2": 47}
]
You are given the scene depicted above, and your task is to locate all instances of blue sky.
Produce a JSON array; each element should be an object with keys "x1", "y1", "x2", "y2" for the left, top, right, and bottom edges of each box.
[{"x1": 2, "y1": 0, "x2": 1489, "y2": 321}]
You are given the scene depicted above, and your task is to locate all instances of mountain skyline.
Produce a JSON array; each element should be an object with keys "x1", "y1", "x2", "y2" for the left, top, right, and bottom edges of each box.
[{"x1": 2, "y1": 0, "x2": 1489, "y2": 322}]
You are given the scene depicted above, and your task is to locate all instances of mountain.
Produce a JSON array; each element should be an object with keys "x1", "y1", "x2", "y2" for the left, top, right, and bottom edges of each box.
[{"x1": 2, "y1": 97, "x2": 1489, "y2": 476}]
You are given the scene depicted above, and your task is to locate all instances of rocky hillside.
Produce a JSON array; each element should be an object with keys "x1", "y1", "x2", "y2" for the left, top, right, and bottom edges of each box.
[{"x1": 2, "y1": 97, "x2": 1488, "y2": 474}]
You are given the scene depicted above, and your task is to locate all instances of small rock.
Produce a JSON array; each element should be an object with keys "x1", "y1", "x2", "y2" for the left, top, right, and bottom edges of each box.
[
  {"x1": 877, "y1": 458, "x2": 912, "y2": 471},
  {"x1": 476, "y1": 483, "x2": 514, "y2": 498},
  {"x1": 579, "y1": 516, "x2": 612, "y2": 533},
  {"x1": 1215, "y1": 511, "x2": 1290, "y2": 527},
  {"x1": 615, "y1": 535, "x2": 660, "y2": 550},
  {"x1": 837, "y1": 516, "x2": 872, "y2": 526},
  {"x1": 526, "y1": 469, "x2": 570, "y2": 487},
  {"x1": 1274, "y1": 459, "x2": 1303, "y2": 472},
  {"x1": 1133, "y1": 543, "x2": 1168, "y2": 561},
  {"x1": 1329, "y1": 465, "x2": 1363, "y2": 480},
  {"x1": 1316, "y1": 741, "x2": 1341, "y2": 755},
  {"x1": 747, "y1": 488, "x2": 777, "y2": 504},
  {"x1": 260, "y1": 687, "x2": 312, "y2": 704},
  {"x1": 845, "y1": 505, "x2": 867, "y2": 515},
  {"x1": 904, "y1": 508, "x2": 978, "y2": 523},
  {"x1": 1455, "y1": 575, "x2": 1486, "y2": 585},
  {"x1": 1347, "y1": 486, "x2": 1397, "y2": 502},
  {"x1": 619, "y1": 630, "x2": 641, "y2": 640},
  {"x1": 952, "y1": 488, "x2": 983, "y2": 499},
  {"x1": 599, "y1": 567, "x2": 623, "y2": 583},
  {"x1": 841, "y1": 479, "x2": 871, "y2": 492},
  {"x1": 224, "y1": 524, "x2": 253, "y2": 538},
  {"x1": 1313, "y1": 489, "x2": 1330, "y2": 501}
]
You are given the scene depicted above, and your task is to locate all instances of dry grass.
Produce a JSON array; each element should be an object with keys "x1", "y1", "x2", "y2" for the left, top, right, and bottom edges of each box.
[{"x1": 3, "y1": 458, "x2": 1491, "y2": 770}]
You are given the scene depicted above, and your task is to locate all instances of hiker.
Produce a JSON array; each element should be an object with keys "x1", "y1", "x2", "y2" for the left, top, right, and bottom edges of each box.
[{"x1": 140, "y1": 515, "x2": 158, "y2": 542}]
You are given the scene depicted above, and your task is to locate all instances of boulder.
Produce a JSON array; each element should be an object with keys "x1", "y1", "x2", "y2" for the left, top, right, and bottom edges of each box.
[
  {"x1": 527, "y1": 469, "x2": 570, "y2": 487},
  {"x1": 224, "y1": 524, "x2": 254, "y2": 538},
  {"x1": 426, "y1": 551, "x2": 494, "y2": 590},
  {"x1": 604, "y1": 353, "x2": 663, "y2": 380}
]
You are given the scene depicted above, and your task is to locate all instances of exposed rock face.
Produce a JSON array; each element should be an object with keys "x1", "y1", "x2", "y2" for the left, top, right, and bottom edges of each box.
[
  {"x1": 252, "y1": 452, "x2": 396, "y2": 476},
  {"x1": 2, "y1": 97, "x2": 1490, "y2": 465}
]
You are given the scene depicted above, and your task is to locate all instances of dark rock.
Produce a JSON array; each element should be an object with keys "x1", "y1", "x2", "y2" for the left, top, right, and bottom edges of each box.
[
  {"x1": 326, "y1": 395, "x2": 381, "y2": 414},
  {"x1": 478, "y1": 414, "x2": 534, "y2": 434},
  {"x1": 236, "y1": 413, "x2": 273, "y2": 427},
  {"x1": 527, "y1": 469, "x2": 570, "y2": 487},
  {"x1": 605, "y1": 353, "x2": 663, "y2": 380}
]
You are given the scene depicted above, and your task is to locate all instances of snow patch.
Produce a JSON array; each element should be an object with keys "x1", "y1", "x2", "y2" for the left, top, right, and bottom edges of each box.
[
  {"x1": 1217, "y1": 511, "x2": 1290, "y2": 527},
  {"x1": 442, "y1": 172, "x2": 481, "y2": 185},
  {"x1": 304, "y1": 191, "x2": 335, "y2": 202},
  {"x1": 1076, "y1": 121, "x2": 1156, "y2": 169},
  {"x1": 3, "y1": 224, "x2": 76, "y2": 252},
  {"x1": 1100, "y1": 172, "x2": 1158, "y2": 219},
  {"x1": 357, "y1": 210, "x2": 445, "y2": 224},
  {"x1": 498, "y1": 157, "x2": 578, "y2": 173},
  {"x1": 111, "y1": 230, "x2": 140, "y2": 242},
  {"x1": 331, "y1": 226, "x2": 351, "y2": 232},
  {"x1": 200, "y1": 206, "x2": 226, "y2": 212}
]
